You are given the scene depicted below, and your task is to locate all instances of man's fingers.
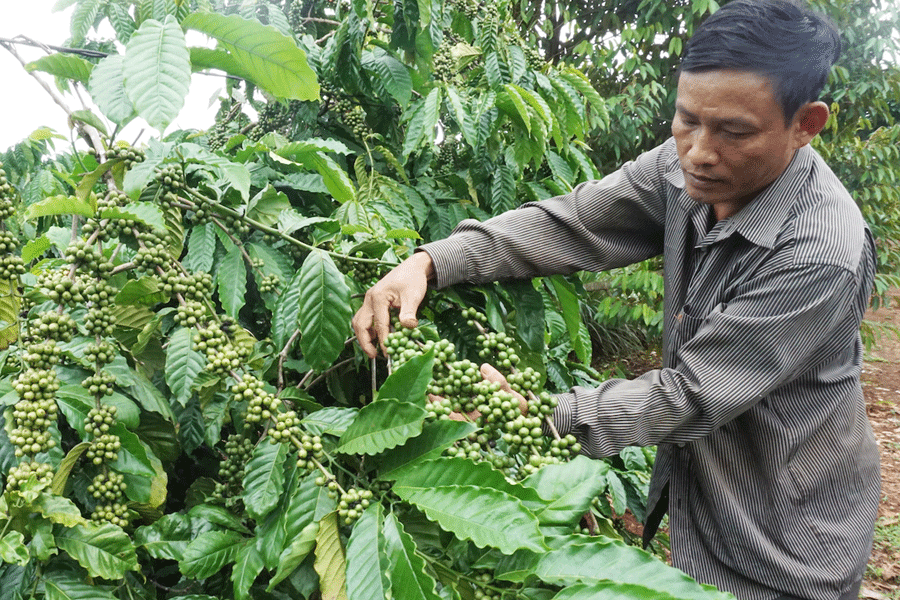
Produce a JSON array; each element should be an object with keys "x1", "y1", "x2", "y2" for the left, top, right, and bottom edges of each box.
[
  {"x1": 480, "y1": 363, "x2": 528, "y2": 415},
  {"x1": 480, "y1": 363, "x2": 512, "y2": 391}
]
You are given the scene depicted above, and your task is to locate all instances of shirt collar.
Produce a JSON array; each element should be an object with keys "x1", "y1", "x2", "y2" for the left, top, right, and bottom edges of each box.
[{"x1": 665, "y1": 145, "x2": 814, "y2": 249}]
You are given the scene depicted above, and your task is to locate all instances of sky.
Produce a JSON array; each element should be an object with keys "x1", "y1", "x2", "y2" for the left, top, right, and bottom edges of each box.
[{"x1": 0, "y1": 0, "x2": 222, "y2": 154}]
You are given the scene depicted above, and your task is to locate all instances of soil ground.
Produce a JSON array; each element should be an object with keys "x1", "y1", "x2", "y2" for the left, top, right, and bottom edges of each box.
[{"x1": 860, "y1": 289, "x2": 900, "y2": 599}]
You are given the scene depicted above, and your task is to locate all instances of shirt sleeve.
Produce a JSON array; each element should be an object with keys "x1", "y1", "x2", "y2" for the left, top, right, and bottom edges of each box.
[
  {"x1": 551, "y1": 259, "x2": 869, "y2": 457},
  {"x1": 419, "y1": 140, "x2": 674, "y2": 289}
]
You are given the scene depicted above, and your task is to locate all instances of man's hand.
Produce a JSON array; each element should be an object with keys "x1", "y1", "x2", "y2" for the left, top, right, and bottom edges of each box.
[
  {"x1": 480, "y1": 363, "x2": 527, "y2": 416},
  {"x1": 427, "y1": 363, "x2": 527, "y2": 422},
  {"x1": 352, "y1": 251, "x2": 434, "y2": 358}
]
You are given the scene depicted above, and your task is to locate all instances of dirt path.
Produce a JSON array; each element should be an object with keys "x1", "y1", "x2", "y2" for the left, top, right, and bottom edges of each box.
[{"x1": 861, "y1": 289, "x2": 900, "y2": 598}]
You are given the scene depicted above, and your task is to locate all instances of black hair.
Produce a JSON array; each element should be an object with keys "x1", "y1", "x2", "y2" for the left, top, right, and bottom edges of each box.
[{"x1": 680, "y1": 0, "x2": 841, "y2": 124}]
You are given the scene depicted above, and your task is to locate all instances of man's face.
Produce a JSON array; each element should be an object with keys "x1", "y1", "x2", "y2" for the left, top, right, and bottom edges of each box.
[{"x1": 671, "y1": 69, "x2": 802, "y2": 220}]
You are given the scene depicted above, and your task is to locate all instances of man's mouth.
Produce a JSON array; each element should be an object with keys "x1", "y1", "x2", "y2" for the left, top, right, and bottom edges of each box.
[{"x1": 685, "y1": 171, "x2": 724, "y2": 188}]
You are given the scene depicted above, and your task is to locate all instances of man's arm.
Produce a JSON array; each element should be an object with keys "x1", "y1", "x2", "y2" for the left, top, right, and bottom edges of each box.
[{"x1": 352, "y1": 139, "x2": 675, "y2": 356}]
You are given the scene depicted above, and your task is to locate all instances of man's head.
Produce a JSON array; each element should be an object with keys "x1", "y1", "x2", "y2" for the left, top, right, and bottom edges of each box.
[
  {"x1": 671, "y1": 0, "x2": 840, "y2": 220},
  {"x1": 680, "y1": 0, "x2": 841, "y2": 126}
]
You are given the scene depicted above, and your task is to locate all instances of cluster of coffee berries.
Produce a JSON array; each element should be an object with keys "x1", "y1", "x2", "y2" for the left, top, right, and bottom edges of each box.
[
  {"x1": 160, "y1": 269, "x2": 213, "y2": 302},
  {"x1": 85, "y1": 433, "x2": 121, "y2": 465},
  {"x1": 26, "y1": 310, "x2": 77, "y2": 344},
  {"x1": 5, "y1": 461, "x2": 53, "y2": 491},
  {"x1": 81, "y1": 370, "x2": 117, "y2": 397},
  {"x1": 248, "y1": 102, "x2": 291, "y2": 141},
  {"x1": 154, "y1": 164, "x2": 186, "y2": 205},
  {"x1": 233, "y1": 375, "x2": 279, "y2": 424},
  {"x1": 213, "y1": 433, "x2": 255, "y2": 507},
  {"x1": 194, "y1": 320, "x2": 252, "y2": 375},
  {"x1": 88, "y1": 471, "x2": 129, "y2": 527},
  {"x1": 0, "y1": 231, "x2": 26, "y2": 279},
  {"x1": 433, "y1": 40, "x2": 455, "y2": 82},
  {"x1": 175, "y1": 299, "x2": 206, "y2": 327},
  {"x1": 134, "y1": 229, "x2": 172, "y2": 273},
  {"x1": 447, "y1": 0, "x2": 478, "y2": 19},
  {"x1": 104, "y1": 144, "x2": 145, "y2": 171},
  {"x1": 267, "y1": 409, "x2": 301, "y2": 443},
  {"x1": 0, "y1": 162, "x2": 16, "y2": 220},
  {"x1": 337, "y1": 487, "x2": 373, "y2": 525},
  {"x1": 344, "y1": 106, "x2": 369, "y2": 140},
  {"x1": 257, "y1": 273, "x2": 280, "y2": 293},
  {"x1": 382, "y1": 308, "x2": 588, "y2": 479},
  {"x1": 295, "y1": 433, "x2": 324, "y2": 471},
  {"x1": 9, "y1": 368, "x2": 60, "y2": 457},
  {"x1": 336, "y1": 252, "x2": 383, "y2": 285}
]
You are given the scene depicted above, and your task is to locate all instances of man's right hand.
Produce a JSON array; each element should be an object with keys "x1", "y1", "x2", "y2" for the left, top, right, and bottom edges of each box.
[{"x1": 352, "y1": 251, "x2": 434, "y2": 359}]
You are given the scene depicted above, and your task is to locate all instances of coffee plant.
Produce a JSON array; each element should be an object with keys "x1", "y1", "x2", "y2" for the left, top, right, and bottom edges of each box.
[{"x1": 0, "y1": 0, "x2": 897, "y2": 598}]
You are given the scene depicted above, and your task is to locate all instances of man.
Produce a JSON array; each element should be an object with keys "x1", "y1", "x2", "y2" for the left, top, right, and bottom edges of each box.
[{"x1": 352, "y1": 1, "x2": 881, "y2": 598}]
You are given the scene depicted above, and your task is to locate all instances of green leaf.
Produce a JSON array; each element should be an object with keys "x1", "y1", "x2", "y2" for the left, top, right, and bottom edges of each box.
[
  {"x1": 233, "y1": 542, "x2": 265, "y2": 600},
  {"x1": 20, "y1": 235, "x2": 52, "y2": 263},
  {"x1": 51, "y1": 442, "x2": 91, "y2": 495},
  {"x1": 165, "y1": 327, "x2": 204, "y2": 407},
  {"x1": 184, "y1": 222, "x2": 217, "y2": 273},
  {"x1": 247, "y1": 242, "x2": 293, "y2": 283},
  {"x1": 374, "y1": 419, "x2": 476, "y2": 479},
  {"x1": 179, "y1": 143, "x2": 251, "y2": 200},
  {"x1": 70, "y1": 109, "x2": 108, "y2": 137},
  {"x1": 402, "y1": 88, "x2": 441, "y2": 158},
  {"x1": 134, "y1": 512, "x2": 193, "y2": 561},
  {"x1": 70, "y1": 0, "x2": 102, "y2": 44},
  {"x1": 101, "y1": 201, "x2": 166, "y2": 231},
  {"x1": 188, "y1": 503, "x2": 252, "y2": 534},
  {"x1": 0, "y1": 531, "x2": 29, "y2": 566},
  {"x1": 298, "y1": 250, "x2": 351, "y2": 371},
  {"x1": 24, "y1": 195, "x2": 93, "y2": 220},
  {"x1": 43, "y1": 567, "x2": 118, "y2": 600},
  {"x1": 124, "y1": 17, "x2": 192, "y2": 132},
  {"x1": 246, "y1": 185, "x2": 291, "y2": 227},
  {"x1": 497, "y1": 84, "x2": 532, "y2": 134},
  {"x1": 337, "y1": 398, "x2": 427, "y2": 456},
  {"x1": 314, "y1": 512, "x2": 349, "y2": 600},
  {"x1": 504, "y1": 280, "x2": 545, "y2": 353},
  {"x1": 179, "y1": 530, "x2": 245, "y2": 580},
  {"x1": 446, "y1": 87, "x2": 478, "y2": 150},
  {"x1": 216, "y1": 244, "x2": 248, "y2": 319},
  {"x1": 536, "y1": 536, "x2": 732, "y2": 600},
  {"x1": 383, "y1": 512, "x2": 442, "y2": 600},
  {"x1": 548, "y1": 275, "x2": 588, "y2": 364},
  {"x1": 301, "y1": 406, "x2": 358, "y2": 437},
  {"x1": 0, "y1": 281, "x2": 19, "y2": 350},
  {"x1": 393, "y1": 457, "x2": 546, "y2": 507},
  {"x1": 242, "y1": 440, "x2": 288, "y2": 520},
  {"x1": 56, "y1": 523, "x2": 139, "y2": 580},
  {"x1": 551, "y1": 581, "x2": 718, "y2": 600},
  {"x1": 307, "y1": 152, "x2": 356, "y2": 203},
  {"x1": 26, "y1": 53, "x2": 93, "y2": 85},
  {"x1": 522, "y1": 456, "x2": 608, "y2": 526},
  {"x1": 376, "y1": 349, "x2": 433, "y2": 406},
  {"x1": 33, "y1": 493, "x2": 89, "y2": 528},
  {"x1": 269, "y1": 521, "x2": 318, "y2": 589},
  {"x1": 361, "y1": 47, "x2": 412, "y2": 107},
  {"x1": 116, "y1": 277, "x2": 166, "y2": 306},
  {"x1": 536, "y1": 537, "x2": 736, "y2": 599},
  {"x1": 182, "y1": 12, "x2": 319, "y2": 100},
  {"x1": 345, "y1": 504, "x2": 390, "y2": 600},
  {"x1": 392, "y1": 484, "x2": 546, "y2": 554},
  {"x1": 272, "y1": 268, "x2": 303, "y2": 350}
]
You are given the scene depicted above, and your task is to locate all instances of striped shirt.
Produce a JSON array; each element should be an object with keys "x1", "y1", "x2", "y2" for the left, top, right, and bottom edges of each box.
[{"x1": 420, "y1": 138, "x2": 881, "y2": 600}]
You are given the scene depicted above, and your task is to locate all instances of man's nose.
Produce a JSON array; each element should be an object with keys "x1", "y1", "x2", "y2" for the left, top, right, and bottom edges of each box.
[{"x1": 687, "y1": 130, "x2": 719, "y2": 166}]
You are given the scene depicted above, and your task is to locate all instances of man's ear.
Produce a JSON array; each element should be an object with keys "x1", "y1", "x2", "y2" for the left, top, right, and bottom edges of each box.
[{"x1": 793, "y1": 101, "x2": 829, "y2": 147}]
